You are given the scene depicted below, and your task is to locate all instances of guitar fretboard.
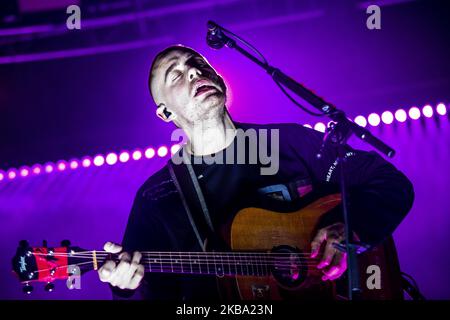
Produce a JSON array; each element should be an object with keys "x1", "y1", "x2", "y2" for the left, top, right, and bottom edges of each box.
[
  {"x1": 143, "y1": 252, "x2": 272, "y2": 277},
  {"x1": 93, "y1": 251, "x2": 301, "y2": 277}
]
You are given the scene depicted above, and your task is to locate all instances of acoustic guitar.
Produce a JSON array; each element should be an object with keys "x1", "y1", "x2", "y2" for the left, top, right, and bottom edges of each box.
[{"x1": 12, "y1": 194, "x2": 403, "y2": 299}]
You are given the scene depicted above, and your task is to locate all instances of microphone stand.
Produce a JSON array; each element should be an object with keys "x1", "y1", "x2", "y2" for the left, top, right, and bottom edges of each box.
[{"x1": 207, "y1": 21, "x2": 396, "y2": 300}]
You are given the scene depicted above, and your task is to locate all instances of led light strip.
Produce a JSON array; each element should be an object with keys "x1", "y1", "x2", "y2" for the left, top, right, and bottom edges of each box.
[
  {"x1": 0, "y1": 145, "x2": 180, "y2": 182},
  {"x1": 303, "y1": 103, "x2": 447, "y2": 132},
  {"x1": 0, "y1": 103, "x2": 447, "y2": 183}
]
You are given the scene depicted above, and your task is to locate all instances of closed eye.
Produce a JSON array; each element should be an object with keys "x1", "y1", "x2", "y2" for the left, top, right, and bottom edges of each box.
[{"x1": 171, "y1": 71, "x2": 182, "y2": 82}]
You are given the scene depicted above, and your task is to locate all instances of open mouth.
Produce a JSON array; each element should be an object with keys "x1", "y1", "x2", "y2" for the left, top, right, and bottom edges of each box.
[{"x1": 194, "y1": 84, "x2": 218, "y2": 97}]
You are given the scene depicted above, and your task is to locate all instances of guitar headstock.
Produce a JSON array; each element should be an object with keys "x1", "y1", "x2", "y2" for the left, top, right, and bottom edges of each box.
[{"x1": 12, "y1": 240, "x2": 89, "y2": 294}]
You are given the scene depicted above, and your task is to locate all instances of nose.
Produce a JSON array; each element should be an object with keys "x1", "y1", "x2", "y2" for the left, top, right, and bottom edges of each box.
[{"x1": 188, "y1": 66, "x2": 201, "y2": 81}]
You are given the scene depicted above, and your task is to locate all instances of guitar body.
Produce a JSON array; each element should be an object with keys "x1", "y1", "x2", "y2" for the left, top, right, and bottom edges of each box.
[{"x1": 221, "y1": 194, "x2": 403, "y2": 300}]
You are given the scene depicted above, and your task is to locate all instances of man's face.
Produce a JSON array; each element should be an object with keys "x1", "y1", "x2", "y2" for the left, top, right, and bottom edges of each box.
[{"x1": 151, "y1": 49, "x2": 227, "y2": 125}]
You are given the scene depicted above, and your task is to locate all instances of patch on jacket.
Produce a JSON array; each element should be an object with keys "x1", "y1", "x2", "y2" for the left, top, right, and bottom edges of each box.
[
  {"x1": 325, "y1": 151, "x2": 355, "y2": 182},
  {"x1": 258, "y1": 178, "x2": 313, "y2": 201}
]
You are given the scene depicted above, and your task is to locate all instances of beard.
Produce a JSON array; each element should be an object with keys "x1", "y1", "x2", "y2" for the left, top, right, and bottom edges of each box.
[{"x1": 180, "y1": 93, "x2": 226, "y2": 127}]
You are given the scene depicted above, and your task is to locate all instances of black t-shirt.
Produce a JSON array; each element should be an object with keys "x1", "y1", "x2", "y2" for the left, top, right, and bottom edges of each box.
[
  {"x1": 189, "y1": 123, "x2": 320, "y2": 232},
  {"x1": 112, "y1": 122, "x2": 414, "y2": 301},
  {"x1": 189, "y1": 130, "x2": 281, "y2": 232}
]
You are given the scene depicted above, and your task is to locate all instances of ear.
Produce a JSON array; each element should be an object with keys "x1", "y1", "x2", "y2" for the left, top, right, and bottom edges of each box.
[{"x1": 156, "y1": 104, "x2": 177, "y2": 122}]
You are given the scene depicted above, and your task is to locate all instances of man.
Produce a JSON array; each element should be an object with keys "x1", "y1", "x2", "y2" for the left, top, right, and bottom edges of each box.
[{"x1": 98, "y1": 45, "x2": 414, "y2": 300}]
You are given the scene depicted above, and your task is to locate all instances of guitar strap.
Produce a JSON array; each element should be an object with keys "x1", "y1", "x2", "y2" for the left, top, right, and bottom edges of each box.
[{"x1": 168, "y1": 150, "x2": 215, "y2": 252}]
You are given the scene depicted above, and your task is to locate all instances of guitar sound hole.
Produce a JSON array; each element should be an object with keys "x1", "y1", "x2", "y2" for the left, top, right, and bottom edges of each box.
[{"x1": 270, "y1": 245, "x2": 307, "y2": 288}]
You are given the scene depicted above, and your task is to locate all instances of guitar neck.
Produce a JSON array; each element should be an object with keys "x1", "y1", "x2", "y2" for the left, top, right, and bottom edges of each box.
[{"x1": 81, "y1": 250, "x2": 293, "y2": 277}]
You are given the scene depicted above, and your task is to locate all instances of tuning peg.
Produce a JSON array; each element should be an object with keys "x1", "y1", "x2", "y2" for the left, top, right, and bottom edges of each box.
[
  {"x1": 19, "y1": 240, "x2": 29, "y2": 248},
  {"x1": 60, "y1": 240, "x2": 71, "y2": 247},
  {"x1": 23, "y1": 283, "x2": 33, "y2": 294},
  {"x1": 44, "y1": 282, "x2": 55, "y2": 292}
]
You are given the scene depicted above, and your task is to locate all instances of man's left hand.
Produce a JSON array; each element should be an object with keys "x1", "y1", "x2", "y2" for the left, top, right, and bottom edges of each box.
[{"x1": 310, "y1": 222, "x2": 347, "y2": 281}]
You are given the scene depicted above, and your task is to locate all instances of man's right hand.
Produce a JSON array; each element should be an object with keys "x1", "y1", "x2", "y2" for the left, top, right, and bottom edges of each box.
[{"x1": 98, "y1": 242, "x2": 145, "y2": 290}]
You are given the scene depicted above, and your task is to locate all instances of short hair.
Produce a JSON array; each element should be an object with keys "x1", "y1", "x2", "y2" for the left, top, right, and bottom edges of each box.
[{"x1": 148, "y1": 45, "x2": 200, "y2": 104}]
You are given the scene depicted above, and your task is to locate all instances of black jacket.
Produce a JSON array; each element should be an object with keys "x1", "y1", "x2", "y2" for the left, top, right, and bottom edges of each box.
[{"x1": 112, "y1": 122, "x2": 414, "y2": 300}]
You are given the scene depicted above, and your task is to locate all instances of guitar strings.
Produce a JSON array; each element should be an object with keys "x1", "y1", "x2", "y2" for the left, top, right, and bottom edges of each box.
[
  {"x1": 27, "y1": 260, "x2": 320, "y2": 278},
  {"x1": 30, "y1": 251, "x2": 321, "y2": 257},
  {"x1": 29, "y1": 252, "x2": 324, "y2": 267},
  {"x1": 30, "y1": 250, "x2": 320, "y2": 255},
  {"x1": 27, "y1": 253, "x2": 324, "y2": 273},
  {"x1": 29, "y1": 257, "x2": 323, "y2": 268},
  {"x1": 27, "y1": 260, "x2": 322, "y2": 275},
  {"x1": 29, "y1": 252, "x2": 331, "y2": 267}
]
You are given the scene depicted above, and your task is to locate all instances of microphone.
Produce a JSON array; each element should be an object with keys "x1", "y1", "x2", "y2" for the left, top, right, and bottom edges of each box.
[{"x1": 206, "y1": 20, "x2": 227, "y2": 49}]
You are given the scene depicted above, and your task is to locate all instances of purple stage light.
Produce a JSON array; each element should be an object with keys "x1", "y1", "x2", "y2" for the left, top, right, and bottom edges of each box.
[
  {"x1": 7, "y1": 169, "x2": 17, "y2": 180},
  {"x1": 354, "y1": 115, "x2": 367, "y2": 127},
  {"x1": 19, "y1": 167, "x2": 30, "y2": 177},
  {"x1": 314, "y1": 122, "x2": 326, "y2": 133},
  {"x1": 170, "y1": 144, "x2": 181, "y2": 155},
  {"x1": 44, "y1": 163, "x2": 54, "y2": 173},
  {"x1": 31, "y1": 164, "x2": 42, "y2": 175},
  {"x1": 82, "y1": 157, "x2": 92, "y2": 168},
  {"x1": 93, "y1": 155, "x2": 105, "y2": 167},
  {"x1": 368, "y1": 113, "x2": 381, "y2": 126},
  {"x1": 157, "y1": 146, "x2": 169, "y2": 157},
  {"x1": 69, "y1": 159, "x2": 79, "y2": 170},
  {"x1": 422, "y1": 105, "x2": 434, "y2": 118},
  {"x1": 436, "y1": 103, "x2": 447, "y2": 116},
  {"x1": 119, "y1": 151, "x2": 130, "y2": 163},
  {"x1": 408, "y1": 107, "x2": 421, "y2": 120},
  {"x1": 105, "y1": 153, "x2": 118, "y2": 165},
  {"x1": 57, "y1": 161, "x2": 67, "y2": 171},
  {"x1": 3, "y1": 101, "x2": 444, "y2": 184},
  {"x1": 381, "y1": 111, "x2": 394, "y2": 125},
  {"x1": 395, "y1": 109, "x2": 407, "y2": 122},
  {"x1": 145, "y1": 147, "x2": 155, "y2": 159},
  {"x1": 132, "y1": 150, "x2": 142, "y2": 161}
]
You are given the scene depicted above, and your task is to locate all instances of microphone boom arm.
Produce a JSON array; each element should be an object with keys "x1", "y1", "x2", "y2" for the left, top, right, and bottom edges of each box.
[
  {"x1": 206, "y1": 20, "x2": 397, "y2": 300},
  {"x1": 206, "y1": 20, "x2": 395, "y2": 158}
]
